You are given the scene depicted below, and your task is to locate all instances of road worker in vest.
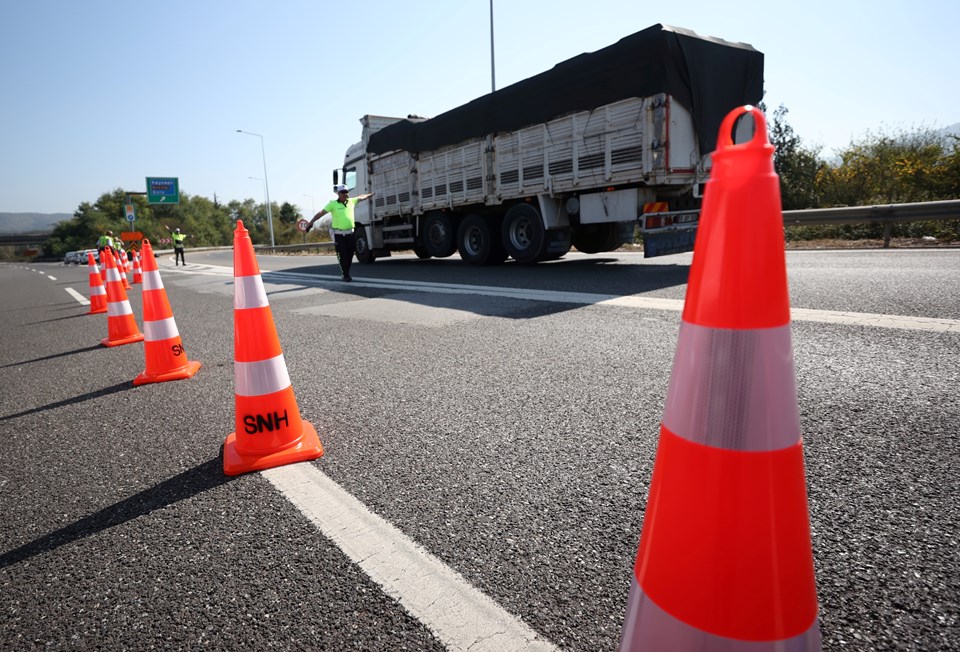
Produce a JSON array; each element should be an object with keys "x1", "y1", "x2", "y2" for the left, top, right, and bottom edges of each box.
[
  {"x1": 97, "y1": 230, "x2": 115, "y2": 255},
  {"x1": 307, "y1": 184, "x2": 374, "y2": 282},
  {"x1": 165, "y1": 225, "x2": 189, "y2": 266}
]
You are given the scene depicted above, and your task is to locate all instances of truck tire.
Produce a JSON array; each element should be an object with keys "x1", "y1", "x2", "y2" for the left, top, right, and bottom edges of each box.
[
  {"x1": 571, "y1": 223, "x2": 621, "y2": 254},
  {"x1": 502, "y1": 203, "x2": 545, "y2": 263},
  {"x1": 457, "y1": 214, "x2": 505, "y2": 265},
  {"x1": 355, "y1": 225, "x2": 375, "y2": 264},
  {"x1": 413, "y1": 245, "x2": 431, "y2": 259},
  {"x1": 421, "y1": 212, "x2": 457, "y2": 258}
]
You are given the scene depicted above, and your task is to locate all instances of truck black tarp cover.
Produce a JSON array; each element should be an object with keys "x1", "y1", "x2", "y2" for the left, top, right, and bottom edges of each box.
[{"x1": 367, "y1": 23, "x2": 764, "y2": 157}]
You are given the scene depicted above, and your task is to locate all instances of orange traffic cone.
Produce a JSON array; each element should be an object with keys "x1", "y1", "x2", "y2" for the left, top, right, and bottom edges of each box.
[
  {"x1": 133, "y1": 239, "x2": 201, "y2": 385},
  {"x1": 132, "y1": 249, "x2": 143, "y2": 284},
  {"x1": 618, "y1": 106, "x2": 821, "y2": 651},
  {"x1": 100, "y1": 244, "x2": 144, "y2": 347},
  {"x1": 118, "y1": 249, "x2": 132, "y2": 290},
  {"x1": 222, "y1": 220, "x2": 323, "y2": 476},
  {"x1": 86, "y1": 252, "x2": 108, "y2": 314}
]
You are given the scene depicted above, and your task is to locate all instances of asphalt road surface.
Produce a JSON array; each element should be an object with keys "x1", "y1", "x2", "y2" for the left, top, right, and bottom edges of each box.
[{"x1": 1, "y1": 247, "x2": 958, "y2": 651}]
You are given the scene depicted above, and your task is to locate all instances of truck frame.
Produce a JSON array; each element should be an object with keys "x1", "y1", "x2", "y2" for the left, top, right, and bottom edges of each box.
[{"x1": 334, "y1": 24, "x2": 764, "y2": 265}]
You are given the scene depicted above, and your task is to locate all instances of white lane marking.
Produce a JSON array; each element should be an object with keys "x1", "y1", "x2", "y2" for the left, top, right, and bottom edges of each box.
[
  {"x1": 65, "y1": 287, "x2": 90, "y2": 305},
  {"x1": 263, "y1": 464, "x2": 558, "y2": 652},
  {"x1": 168, "y1": 262, "x2": 960, "y2": 333},
  {"x1": 598, "y1": 296, "x2": 960, "y2": 332},
  {"x1": 47, "y1": 275, "x2": 57, "y2": 281},
  {"x1": 790, "y1": 308, "x2": 960, "y2": 332}
]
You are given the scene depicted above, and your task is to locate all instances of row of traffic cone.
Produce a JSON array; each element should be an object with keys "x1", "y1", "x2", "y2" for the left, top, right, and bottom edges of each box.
[
  {"x1": 79, "y1": 105, "x2": 820, "y2": 650},
  {"x1": 86, "y1": 243, "x2": 201, "y2": 387},
  {"x1": 84, "y1": 230, "x2": 323, "y2": 477}
]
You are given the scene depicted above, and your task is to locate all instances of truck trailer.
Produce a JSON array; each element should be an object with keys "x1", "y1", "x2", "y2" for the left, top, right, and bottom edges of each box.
[{"x1": 333, "y1": 23, "x2": 764, "y2": 265}]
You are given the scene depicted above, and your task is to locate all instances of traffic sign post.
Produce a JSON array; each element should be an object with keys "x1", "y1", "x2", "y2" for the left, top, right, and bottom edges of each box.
[
  {"x1": 124, "y1": 203, "x2": 136, "y2": 222},
  {"x1": 146, "y1": 177, "x2": 180, "y2": 204}
]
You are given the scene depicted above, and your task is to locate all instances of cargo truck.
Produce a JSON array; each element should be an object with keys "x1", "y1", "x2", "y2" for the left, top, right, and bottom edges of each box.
[{"x1": 333, "y1": 23, "x2": 764, "y2": 265}]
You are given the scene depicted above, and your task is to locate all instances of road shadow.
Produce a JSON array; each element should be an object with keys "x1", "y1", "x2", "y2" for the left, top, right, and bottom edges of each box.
[
  {"x1": 0, "y1": 380, "x2": 134, "y2": 421},
  {"x1": 0, "y1": 456, "x2": 233, "y2": 568},
  {"x1": 24, "y1": 312, "x2": 91, "y2": 325},
  {"x1": 0, "y1": 344, "x2": 103, "y2": 369},
  {"x1": 260, "y1": 255, "x2": 691, "y2": 321}
]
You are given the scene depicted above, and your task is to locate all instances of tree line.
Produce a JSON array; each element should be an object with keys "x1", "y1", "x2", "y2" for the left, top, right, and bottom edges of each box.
[
  {"x1": 41, "y1": 191, "x2": 329, "y2": 258},
  {"x1": 768, "y1": 104, "x2": 959, "y2": 242},
  {"x1": 39, "y1": 105, "x2": 959, "y2": 258}
]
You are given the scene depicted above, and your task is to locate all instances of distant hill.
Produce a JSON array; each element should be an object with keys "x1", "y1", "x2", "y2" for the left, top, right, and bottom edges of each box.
[
  {"x1": 0, "y1": 212, "x2": 72, "y2": 235},
  {"x1": 938, "y1": 123, "x2": 960, "y2": 141}
]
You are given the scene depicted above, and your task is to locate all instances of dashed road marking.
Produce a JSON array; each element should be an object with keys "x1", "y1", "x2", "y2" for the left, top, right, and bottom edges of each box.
[{"x1": 65, "y1": 287, "x2": 89, "y2": 305}]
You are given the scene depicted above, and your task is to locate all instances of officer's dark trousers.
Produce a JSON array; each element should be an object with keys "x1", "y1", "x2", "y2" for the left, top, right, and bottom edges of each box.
[{"x1": 334, "y1": 232, "x2": 356, "y2": 279}]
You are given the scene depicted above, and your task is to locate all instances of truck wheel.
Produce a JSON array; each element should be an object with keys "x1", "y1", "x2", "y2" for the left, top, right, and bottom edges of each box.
[
  {"x1": 457, "y1": 214, "x2": 505, "y2": 265},
  {"x1": 571, "y1": 223, "x2": 620, "y2": 253},
  {"x1": 421, "y1": 212, "x2": 457, "y2": 258},
  {"x1": 355, "y1": 225, "x2": 375, "y2": 264},
  {"x1": 413, "y1": 245, "x2": 431, "y2": 259},
  {"x1": 502, "y1": 203, "x2": 545, "y2": 263}
]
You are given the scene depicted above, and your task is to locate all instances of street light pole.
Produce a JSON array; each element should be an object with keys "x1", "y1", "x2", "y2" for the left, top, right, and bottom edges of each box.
[
  {"x1": 490, "y1": 0, "x2": 496, "y2": 92},
  {"x1": 248, "y1": 176, "x2": 268, "y2": 230},
  {"x1": 236, "y1": 129, "x2": 275, "y2": 246}
]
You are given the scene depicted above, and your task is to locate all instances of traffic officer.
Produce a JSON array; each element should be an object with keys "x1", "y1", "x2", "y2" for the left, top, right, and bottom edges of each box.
[
  {"x1": 307, "y1": 184, "x2": 374, "y2": 282},
  {"x1": 165, "y1": 225, "x2": 188, "y2": 266}
]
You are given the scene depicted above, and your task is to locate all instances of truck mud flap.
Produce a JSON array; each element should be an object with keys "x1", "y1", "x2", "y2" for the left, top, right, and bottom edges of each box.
[
  {"x1": 642, "y1": 228, "x2": 698, "y2": 258},
  {"x1": 545, "y1": 228, "x2": 572, "y2": 254}
]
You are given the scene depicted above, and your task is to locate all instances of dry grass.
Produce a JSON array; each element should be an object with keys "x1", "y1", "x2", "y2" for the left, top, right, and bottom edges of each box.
[{"x1": 783, "y1": 237, "x2": 959, "y2": 250}]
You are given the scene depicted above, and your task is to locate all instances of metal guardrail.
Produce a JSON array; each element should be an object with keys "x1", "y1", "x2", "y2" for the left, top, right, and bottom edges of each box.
[
  {"x1": 148, "y1": 242, "x2": 336, "y2": 256},
  {"x1": 252, "y1": 241, "x2": 335, "y2": 255},
  {"x1": 781, "y1": 199, "x2": 959, "y2": 247},
  {"x1": 782, "y1": 199, "x2": 960, "y2": 226}
]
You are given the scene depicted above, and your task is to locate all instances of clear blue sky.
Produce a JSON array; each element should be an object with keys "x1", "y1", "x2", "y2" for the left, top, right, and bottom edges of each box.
[{"x1": 1, "y1": 0, "x2": 957, "y2": 215}]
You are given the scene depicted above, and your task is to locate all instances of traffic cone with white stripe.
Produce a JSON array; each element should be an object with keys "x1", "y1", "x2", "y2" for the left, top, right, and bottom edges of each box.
[
  {"x1": 223, "y1": 220, "x2": 323, "y2": 476},
  {"x1": 100, "y1": 244, "x2": 144, "y2": 347},
  {"x1": 132, "y1": 249, "x2": 143, "y2": 284},
  {"x1": 618, "y1": 106, "x2": 821, "y2": 651},
  {"x1": 86, "y1": 252, "x2": 108, "y2": 314},
  {"x1": 133, "y1": 239, "x2": 201, "y2": 385},
  {"x1": 118, "y1": 248, "x2": 132, "y2": 290}
]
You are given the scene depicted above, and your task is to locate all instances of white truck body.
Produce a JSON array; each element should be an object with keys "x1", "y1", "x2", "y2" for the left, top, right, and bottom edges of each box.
[{"x1": 335, "y1": 24, "x2": 763, "y2": 265}]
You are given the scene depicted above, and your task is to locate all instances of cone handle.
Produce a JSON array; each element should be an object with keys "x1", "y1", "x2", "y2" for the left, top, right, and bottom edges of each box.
[{"x1": 716, "y1": 105, "x2": 771, "y2": 151}]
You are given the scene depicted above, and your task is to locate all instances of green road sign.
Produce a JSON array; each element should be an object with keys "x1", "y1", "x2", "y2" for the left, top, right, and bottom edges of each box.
[{"x1": 146, "y1": 177, "x2": 180, "y2": 204}]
